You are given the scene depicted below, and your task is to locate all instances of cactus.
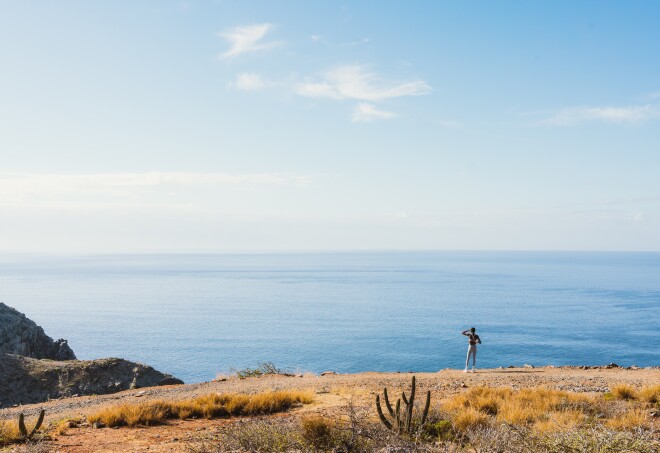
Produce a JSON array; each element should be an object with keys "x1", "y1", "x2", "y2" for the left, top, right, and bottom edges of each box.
[
  {"x1": 18, "y1": 409, "x2": 45, "y2": 440},
  {"x1": 375, "y1": 376, "x2": 431, "y2": 434}
]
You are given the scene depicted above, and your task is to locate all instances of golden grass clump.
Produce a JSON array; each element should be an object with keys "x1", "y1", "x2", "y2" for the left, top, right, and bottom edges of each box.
[
  {"x1": 610, "y1": 384, "x2": 638, "y2": 400},
  {"x1": 0, "y1": 420, "x2": 22, "y2": 444},
  {"x1": 533, "y1": 410, "x2": 587, "y2": 433},
  {"x1": 0, "y1": 412, "x2": 49, "y2": 445},
  {"x1": 452, "y1": 407, "x2": 490, "y2": 431},
  {"x1": 88, "y1": 390, "x2": 313, "y2": 428},
  {"x1": 443, "y1": 386, "x2": 593, "y2": 429},
  {"x1": 441, "y1": 386, "x2": 652, "y2": 433},
  {"x1": 606, "y1": 408, "x2": 649, "y2": 431},
  {"x1": 51, "y1": 417, "x2": 83, "y2": 437},
  {"x1": 300, "y1": 415, "x2": 336, "y2": 450},
  {"x1": 638, "y1": 384, "x2": 660, "y2": 404}
]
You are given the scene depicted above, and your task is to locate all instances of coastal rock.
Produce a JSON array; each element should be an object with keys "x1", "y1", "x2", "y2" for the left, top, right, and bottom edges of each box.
[
  {"x1": 0, "y1": 353, "x2": 183, "y2": 408},
  {"x1": 0, "y1": 302, "x2": 76, "y2": 360}
]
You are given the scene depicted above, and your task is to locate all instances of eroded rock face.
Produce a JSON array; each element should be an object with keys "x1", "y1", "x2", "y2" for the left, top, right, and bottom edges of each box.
[
  {"x1": 0, "y1": 353, "x2": 183, "y2": 408},
  {"x1": 0, "y1": 303, "x2": 183, "y2": 407},
  {"x1": 0, "y1": 303, "x2": 76, "y2": 360}
]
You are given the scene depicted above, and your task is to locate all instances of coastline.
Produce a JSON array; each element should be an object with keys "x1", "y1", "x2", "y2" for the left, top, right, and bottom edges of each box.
[{"x1": 2, "y1": 365, "x2": 657, "y2": 421}]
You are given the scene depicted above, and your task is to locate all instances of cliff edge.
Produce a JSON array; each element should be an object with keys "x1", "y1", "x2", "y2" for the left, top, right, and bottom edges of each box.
[
  {"x1": 0, "y1": 353, "x2": 183, "y2": 408},
  {"x1": 0, "y1": 302, "x2": 183, "y2": 408},
  {"x1": 0, "y1": 302, "x2": 76, "y2": 360}
]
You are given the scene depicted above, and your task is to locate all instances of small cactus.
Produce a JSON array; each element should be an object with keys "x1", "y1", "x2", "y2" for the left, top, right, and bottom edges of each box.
[
  {"x1": 375, "y1": 376, "x2": 431, "y2": 434},
  {"x1": 18, "y1": 409, "x2": 45, "y2": 440}
]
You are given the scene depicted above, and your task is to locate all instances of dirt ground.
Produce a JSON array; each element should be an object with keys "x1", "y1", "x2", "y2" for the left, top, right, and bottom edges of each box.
[{"x1": 2, "y1": 366, "x2": 658, "y2": 452}]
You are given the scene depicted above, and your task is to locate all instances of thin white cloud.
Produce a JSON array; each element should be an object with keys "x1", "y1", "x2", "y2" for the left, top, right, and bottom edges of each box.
[
  {"x1": 232, "y1": 73, "x2": 267, "y2": 91},
  {"x1": 0, "y1": 172, "x2": 312, "y2": 205},
  {"x1": 544, "y1": 104, "x2": 656, "y2": 125},
  {"x1": 296, "y1": 65, "x2": 431, "y2": 102},
  {"x1": 0, "y1": 171, "x2": 311, "y2": 188},
  {"x1": 351, "y1": 103, "x2": 396, "y2": 122},
  {"x1": 218, "y1": 23, "x2": 280, "y2": 59}
]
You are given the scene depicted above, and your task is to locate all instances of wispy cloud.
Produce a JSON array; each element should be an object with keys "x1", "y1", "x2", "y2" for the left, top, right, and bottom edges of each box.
[
  {"x1": 0, "y1": 172, "x2": 311, "y2": 188},
  {"x1": 296, "y1": 65, "x2": 431, "y2": 101},
  {"x1": 351, "y1": 103, "x2": 396, "y2": 122},
  {"x1": 0, "y1": 172, "x2": 312, "y2": 205},
  {"x1": 232, "y1": 73, "x2": 267, "y2": 91},
  {"x1": 218, "y1": 23, "x2": 280, "y2": 59},
  {"x1": 544, "y1": 104, "x2": 656, "y2": 125}
]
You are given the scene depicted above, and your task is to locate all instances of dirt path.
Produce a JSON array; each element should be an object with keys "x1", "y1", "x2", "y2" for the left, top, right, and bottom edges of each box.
[{"x1": 2, "y1": 367, "x2": 658, "y2": 452}]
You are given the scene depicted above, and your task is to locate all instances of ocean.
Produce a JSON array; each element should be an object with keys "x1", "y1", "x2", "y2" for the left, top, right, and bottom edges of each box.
[{"x1": 0, "y1": 252, "x2": 658, "y2": 383}]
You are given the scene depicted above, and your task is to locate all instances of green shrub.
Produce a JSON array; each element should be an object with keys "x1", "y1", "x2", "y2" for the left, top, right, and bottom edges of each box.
[
  {"x1": 424, "y1": 419, "x2": 455, "y2": 441},
  {"x1": 231, "y1": 362, "x2": 283, "y2": 379}
]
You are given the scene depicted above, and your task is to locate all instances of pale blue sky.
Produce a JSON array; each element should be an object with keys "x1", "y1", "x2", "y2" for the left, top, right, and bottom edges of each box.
[{"x1": 1, "y1": 1, "x2": 659, "y2": 252}]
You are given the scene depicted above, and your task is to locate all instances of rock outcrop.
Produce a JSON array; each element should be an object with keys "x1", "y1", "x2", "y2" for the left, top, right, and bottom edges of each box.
[
  {"x1": 0, "y1": 353, "x2": 183, "y2": 408},
  {"x1": 0, "y1": 302, "x2": 76, "y2": 360},
  {"x1": 0, "y1": 303, "x2": 183, "y2": 407}
]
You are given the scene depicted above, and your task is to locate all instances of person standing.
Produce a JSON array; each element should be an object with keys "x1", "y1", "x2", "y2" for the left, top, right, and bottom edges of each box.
[{"x1": 462, "y1": 327, "x2": 481, "y2": 372}]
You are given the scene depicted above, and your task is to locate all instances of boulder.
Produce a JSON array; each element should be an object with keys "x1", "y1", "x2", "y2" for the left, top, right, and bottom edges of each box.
[
  {"x1": 0, "y1": 353, "x2": 183, "y2": 408},
  {"x1": 0, "y1": 302, "x2": 76, "y2": 360}
]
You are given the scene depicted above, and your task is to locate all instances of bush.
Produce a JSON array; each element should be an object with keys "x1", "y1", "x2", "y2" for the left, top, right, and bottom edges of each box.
[
  {"x1": 423, "y1": 419, "x2": 454, "y2": 441},
  {"x1": 219, "y1": 418, "x2": 298, "y2": 452},
  {"x1": 231, "y1": 362, "x2": 284, "y2": 379},
  {"x1": 300, "y1": 415, "x2": 336, "y2": 450}
]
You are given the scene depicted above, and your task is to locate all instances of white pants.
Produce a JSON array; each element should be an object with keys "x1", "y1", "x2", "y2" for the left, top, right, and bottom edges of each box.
[{"x1": 466, "y1": 344, "x2": 477, "y2": 368}]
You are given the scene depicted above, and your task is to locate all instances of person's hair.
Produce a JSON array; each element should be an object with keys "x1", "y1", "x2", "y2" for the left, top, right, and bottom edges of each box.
[{"x1": 470, "y1": 327, "x2": 476, "y2": 333}]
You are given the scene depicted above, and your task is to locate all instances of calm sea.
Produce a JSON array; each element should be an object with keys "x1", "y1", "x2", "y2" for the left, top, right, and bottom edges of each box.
[{"x1": 0, "y1": 252, "x2": 658, "y2": 383}]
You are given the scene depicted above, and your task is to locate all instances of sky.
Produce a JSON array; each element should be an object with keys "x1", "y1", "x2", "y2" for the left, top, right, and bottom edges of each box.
[{"x1": 1, "y1": 0, "x2": 660, "y2": 253}]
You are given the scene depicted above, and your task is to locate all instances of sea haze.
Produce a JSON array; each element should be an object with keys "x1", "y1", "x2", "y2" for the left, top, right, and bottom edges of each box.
[{"x1": 0, "y1": 252, "x2": 658, "y2": 383}]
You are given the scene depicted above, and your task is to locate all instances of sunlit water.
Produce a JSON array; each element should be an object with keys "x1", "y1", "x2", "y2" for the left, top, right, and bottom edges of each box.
[{"x1": 0, "y1": 252, "x2": 658, "y2": 382}]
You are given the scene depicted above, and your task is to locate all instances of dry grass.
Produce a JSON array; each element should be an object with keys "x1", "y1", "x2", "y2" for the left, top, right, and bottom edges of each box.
[
  {"x1": 0, "y1": 412, "x2": 48, "y2": 445},
  {"x1": 88, "y1": 390, "x2": 313, "y2": 428},
  {"x1": 606, "y1": 408, "x2": 652, "y2": 430},
  {"x1": 53, "y1": 418, "x2": 79, "y2": 437},
  {"x1": 442, "y1": 385, "x2": 655, "y2": 433},
  {"x1": 639, "y1": 384, "x2": 660, "y2": 404},
  {"x1": 611, "y1": 384, "x2": 638, "y2": 400},
  {"x1": 451, "y1": 407, "x2": 490, "y2": 431},
  {"x1": 300, "y1": 415, "x2": 337, "y2": 450},
  {"x1": 0, "y1": 419, "x2": 22, "y2": 444}
]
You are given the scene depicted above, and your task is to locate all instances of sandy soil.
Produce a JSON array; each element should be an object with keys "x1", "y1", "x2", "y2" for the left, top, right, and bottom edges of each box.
[{"x1": 2, "y1": 366, "x2": 658, "y2": 452}]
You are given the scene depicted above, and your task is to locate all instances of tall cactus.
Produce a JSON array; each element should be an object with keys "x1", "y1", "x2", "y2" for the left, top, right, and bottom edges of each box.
[
  {"x1": 18, "y1": 409, "x2": 45, "y2": 440},
  {"x1": 375, "y1": 376, "x2": 431, "y2": 434}
]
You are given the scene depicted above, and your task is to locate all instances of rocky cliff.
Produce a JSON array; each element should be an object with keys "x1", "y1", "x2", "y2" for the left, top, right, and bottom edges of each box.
[
  {"x1": 0, "y1": 302, "x2": 76, "y2": 360},
  {"x1": 0, "y1": 303, "x2": 183, "y2": 407},
  {"x1": 0, "y1": 353, "x2": 183, "y2": 407}
]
